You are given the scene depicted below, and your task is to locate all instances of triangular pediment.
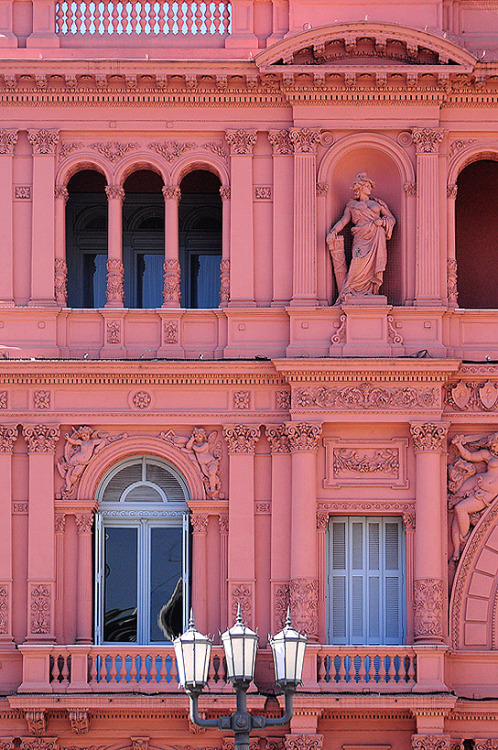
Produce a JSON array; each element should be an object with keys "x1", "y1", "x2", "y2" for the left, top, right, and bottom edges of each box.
[{"x1": 255, "y1": 21, "x2": 476, "y2": 74}]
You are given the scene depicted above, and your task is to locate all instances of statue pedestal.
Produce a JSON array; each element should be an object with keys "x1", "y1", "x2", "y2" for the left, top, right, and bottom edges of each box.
[{"x1": 330, "y1": 299, "x2": 405, "y2": 357}]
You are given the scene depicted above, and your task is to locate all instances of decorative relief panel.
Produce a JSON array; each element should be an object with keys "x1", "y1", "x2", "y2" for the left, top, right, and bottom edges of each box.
[
  {"x1": 30, "y1": 584, "x2": 51, "y2": 634},
  {"x1": 0, "y1": 391, "x2": 7, "y2": 410},
  {"x1": 445, "y1": 380, "x2": 498, "y2": 411},
  {"x1": 289, "y1": 577, "x2": 318, "y2": 639},
  {"x1": 324, "y1": 438, "x2": 408, "y2": 488},
  {"x1": 0, "y1": 585, "x2": 9, "y2": 634},
  {"x1": 233, "y1": 390, "x2": 250, "y2": 409},
  {"x1": 163, "y1": 320, "x2": 179, "y2": 344},
  {"x1": 19, "y1": 739, "x2": 58, "y2": 750},
  {"x1": 411, "y1": 736, "x2": 450, "y2": 750},
  {"x1": 294, "y1": 383, "x2": 438, "y2": 411},
  {"x1": 413, "y1": 578, "x2": 444, "y2": 639},
  {"x1": 273, "y1": 582, "x2": 290, "y2": 630},
  {"x1": 285, "y1": 735, "x2": 323, "y2": 750},
  {"x1": 33, "y1": 390, "x2": 51, "y2": 410},
  {"x1": 231, "y1": 583, "x2": 252, "y2": 623}
]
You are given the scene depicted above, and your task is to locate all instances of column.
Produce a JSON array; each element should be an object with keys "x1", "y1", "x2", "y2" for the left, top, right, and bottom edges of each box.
[
  {"x1": 446, "y1": 183, "x2": 458, "y2": 308},
  {"x1": 0, "y1": 425, "x2": 18, "y2": 645},
  {"x1": 219, "y1": 514, "x2": 229, "y2": 632},
  {"x1": 105, "y1": 185, "x2": 125, "y2": 307},
  {"x1": 287, "y1": 422, "x2": 322, "y2": 641},
  {"x1": 0, "y1": 130, "x2": 18, "y2": 306},
  {"x1": 223, "y1": 425, "x2": 260, "y2": 628},
  {"x1": 162, "y1": 185, "x2": 181, "y2": 308},
  {"x1": 27, "y1": 129, "x2": 59, "y2": 307},
  {"x1": 54, "y1": 513, "x2": 65, "y2": 644},
  {"x1": 225, "y1": 130, "x2": 257, "y2": 306},
  {"x1": 22, "y1": 424, "x2": 60, "y2": 642},
  {"x1": 268, "y1": 130, "x2": 293, "y2": 306},
  {"x1": 219, "y1": 186, "x2": 231, "y2": 307},
  {"x1": 410, "y1": 422, "x2": 448, "y2": 643},
  {"x1": 190, "y1": 513, "x2": 208, "y2": 634},
  {"x1": 289, "y1": 128, "x2": 321, "y2": 306},
  {"x1": 412, "y1": 128, "x2": 444, "y2": 306},
  {"x1": 54, "y1": 186, "x2": 69, "y2": 307},
  {"x1": 75, "y1": 513, "x2": 94, "y2": 644},
  {"x1": 266, "y1": 425, "x2": 292, "y2": 632}
]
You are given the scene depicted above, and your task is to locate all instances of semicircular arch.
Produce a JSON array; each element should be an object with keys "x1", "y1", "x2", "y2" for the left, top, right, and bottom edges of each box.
[
  {"x1": 115, "y1": 153, "x2": 168, "y2": 187},
  {"x1": 56, "y1": 154, "x2": 111, "y2": 187},
  {"x1": 171, "y1": 151, "x2": 229, "y2": 188},
  {"x1": 318, "y1": 132, "x2": 415, "y2": 185},
  {"x1": 448, "y1": 142, "x2": 498, "y2": 186},
  {"x1": 77, "y1": 435, "x2": 206, "y2": 504}
]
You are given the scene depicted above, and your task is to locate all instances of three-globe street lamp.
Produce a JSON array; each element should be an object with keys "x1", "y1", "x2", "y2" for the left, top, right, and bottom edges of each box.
[{"x1": 174, "y1": 606, "x2": 307, "y2": 750}]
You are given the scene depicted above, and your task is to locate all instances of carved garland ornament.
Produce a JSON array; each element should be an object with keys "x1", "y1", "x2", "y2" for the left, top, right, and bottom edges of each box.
[
  {"x1": 54, "y1": 258, "x2": 68, "y2": 306},
  {"x1": 163, "y1": 259, "x2": 181, "y2": 304},
  {"x1": 231, "y1": 583, "x2": 252, "y2": 622},
  {"x1": 413, "y1": 578, "x2": 444, "y2": 639},
  {"x1": 274, "y1": 583, "x2": 290, "y2": 629},
  {"x1": 220, "y1": 259, "x2": 230, "y2": 304},
  {"x1": 295, "y1": 383, "x2": 437, "y2": 410},
  {"x1": 164, "y1": 320, "x2": 178, "y2": 344},
  {"x1": 333, "y1": 447, "x2": 399, "y2": 475}
]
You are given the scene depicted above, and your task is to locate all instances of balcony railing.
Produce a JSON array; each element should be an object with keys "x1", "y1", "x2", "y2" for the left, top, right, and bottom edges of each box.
[{"x1": 55, "y1": 0, "x2": 231, "y2": 37}]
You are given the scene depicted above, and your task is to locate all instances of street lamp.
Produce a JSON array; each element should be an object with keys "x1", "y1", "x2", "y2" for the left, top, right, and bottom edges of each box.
[{"x1": 173, "y1": 606, "x2": 307, "y2": 750}]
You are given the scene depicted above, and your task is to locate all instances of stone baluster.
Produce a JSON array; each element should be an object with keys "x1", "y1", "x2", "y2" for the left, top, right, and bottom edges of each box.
[
  {"x1": 105, "y1": 185, "x2": 125, "y2": 307},
  {"x1": 411, "y1": 128, "x2": 444, "y2": 306},
  {"x1": 27, "y1": 129, "x2": 59, "y2": 307},
  {"x1": 162, "y1": 185, "x2": 181, "y2": 307},
  {"x1": 0, "y1": 130, "x2": 18, "y2": 307}
]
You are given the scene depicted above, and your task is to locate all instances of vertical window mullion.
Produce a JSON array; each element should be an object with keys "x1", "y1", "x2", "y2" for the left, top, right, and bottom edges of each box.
[
  {"x1": 94, "y1": 514, "x2": 103, "y2": 645},
  {"x1": 138, "y1": 519, "x2": 150, "y2": 645},
  {"x1": 183, "y1": 513, "x2": 190, "y2": 631}
]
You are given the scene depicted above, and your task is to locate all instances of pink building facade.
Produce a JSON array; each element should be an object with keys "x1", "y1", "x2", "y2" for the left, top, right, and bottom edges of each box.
[{"x1": 2, "y1": 1, "x2": 498, "y2": 750}]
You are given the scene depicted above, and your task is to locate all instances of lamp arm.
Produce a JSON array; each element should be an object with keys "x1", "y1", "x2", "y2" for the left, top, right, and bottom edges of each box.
[
  {"x1": 188, "y1": 690, "x2": 219, "y2": 729},
  {"x1": 261, "y1": 689, "x2": 294, "y2": 727}
]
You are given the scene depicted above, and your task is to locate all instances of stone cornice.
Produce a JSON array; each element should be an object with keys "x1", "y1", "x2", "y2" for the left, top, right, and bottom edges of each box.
[{"x1": 273, "y1": 359, "x2": 461, "y2": 384}]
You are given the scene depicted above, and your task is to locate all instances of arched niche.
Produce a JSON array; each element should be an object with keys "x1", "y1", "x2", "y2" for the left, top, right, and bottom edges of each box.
[
  {"x1": 450, "y1": 500, "x2": 498, "y2": 649},
  {"x1": 77, "y1": 435, "x2": 206, "y2": 504},
  {"x1": 319, "y1": 135, "x2": 410, "y2": 305}
]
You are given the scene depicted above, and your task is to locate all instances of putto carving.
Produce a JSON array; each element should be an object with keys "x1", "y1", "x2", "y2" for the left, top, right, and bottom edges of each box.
[
  {"x1": 90, "y1": 141, "x2": 138, "y2": 162},
  {"x1": 34, "y1": 391, "x2": 51, "y2": 410},
  {"x1": 220, "y1": 259, "x2": 230, "y2": 304},
  {"x1": 57, "y1": 426, "x2": 127, "y2": 499},
  {"x1": 0, "y1": 586, "x2": 8, "y2": 634},
  {"x1": 333, "y1": 447, "x2": 399, "y2": 475},
  {"x1": 160, "y1": 427, "x2": 222, "y2": 499},
  {"x1": 296, "y1": 383, "x2": 437, "y2": 410},
  {"x1": 289, "y1": 578, "x2": 319, "y2": 639},
  {"x1": 24, "y1": 710, "x2": 46, "y2": 737},
  {"x1": 0, "y1": 129, "x2": 18, "y2": 154},
  {"x1": 149, "y1": 141, "x2": 195, "y2": 162},
  {"x1": 327, "y1": 172, "x2": 395, "y2": 304},
  {"x1": 286, "y1": 422, "x2": 322, "y2": 452},
  {"x1": 413, "y1": 578, "x2": 444, "y2": 639},
  {"x1": 225, "y1": 130, "x2": 257, "y2": 155},
  {"x1": 30, "y1": 584, "x2": 51, "y2": 634},
  {"x1": 448, "y1": 433, "x2": 498, "y2": 561},
  {"x1": 28, "y1": 129, "x2": 59, "y2": 155},
  {"x1": 106, "y1": 320, "x2": 121, "y2": 344},
  {"x1": 163, "y1": 259, "x2": 181, "y2": 304},
  {"x1": 233, "y1": 391, "x2": 250, "y2": 409},
  {"x1": 106, "y1": 258, "x2": 124, "y2": 306},
  {"x1": 285, "y1": 736, "x2": 323, "y2": 750},
  {"x1": 410, "y1": 422, "x2": 448, "y2": 453},
  {"x1": 23, "y1": 425, "x2": 60, "y2": 453},
  {"x1": 223, "y1": 425, "x2": 260, "y2": 454},
  {"x1": 105, "y1": 185, "x2": 125, "y2": 201},
  {"x1": 289, "y1": 128, "x2": 321, "y2": 154},
  {"x1": 191, "y1": 514, "x2": 209, "y2": 533},
  {"x1": 266, "y1": 424, "x2": 290, "y2": 454},
  {"x1": 54, "y1": 258, "x2": 68, "y2": 306},
  {"x1": 268, "y1": 129, "x2": 293, "y2": 155},
  {"x1": 0, "y1": 425, "x2": 17, "y2": 453},
  {"x1": 75, "y1": 514, "x2": 94, "y2": 534},
  {"x1": 411, "y1": 127, "x2": 444, "y2": 154},
  {"x1": 162, "y1": 186, "x2": 182, "y2": 201},
  {"x1": 68, "y1": 709, "x2": 90, "y2": 734},
  {"x1": 164, "y1": 320, "x2": 178, "y2": 344}
]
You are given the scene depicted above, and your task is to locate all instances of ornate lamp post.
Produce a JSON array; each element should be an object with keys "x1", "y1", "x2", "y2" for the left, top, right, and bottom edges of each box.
[{"x1": 174, "y1": 606, "x2": 307, "y2": 750}]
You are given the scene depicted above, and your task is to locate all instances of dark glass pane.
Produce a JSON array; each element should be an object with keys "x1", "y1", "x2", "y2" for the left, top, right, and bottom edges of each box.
[
  {"x1": 84, "y1": 253, "x2": 107, "y2": 308},
  {"x1": 104, "y1": 527, "x2": 138, "y2": 642},
  {"x1": 151, "y1": 526, "x2": 183, "y2": 642},
  {"x1": 192, "y1": 253, "x2": 221, "y2": 309},
  {"x1": 137, "y1": 253, "x2": 163, "y2": 308}
]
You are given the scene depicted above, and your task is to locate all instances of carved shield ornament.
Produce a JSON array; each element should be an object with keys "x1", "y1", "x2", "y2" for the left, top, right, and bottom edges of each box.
[
  {"x1": 451, "y1": 381, "x2": 472, "y2": 410},
  {"x1": 479, "y1": 381, "x2": 498, "y2": 411}
]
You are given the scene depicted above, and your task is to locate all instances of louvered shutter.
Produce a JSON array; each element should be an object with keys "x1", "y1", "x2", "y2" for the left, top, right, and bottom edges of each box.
[{"x1": 329, "y1": 519, "x2": 347, "y2": 644}]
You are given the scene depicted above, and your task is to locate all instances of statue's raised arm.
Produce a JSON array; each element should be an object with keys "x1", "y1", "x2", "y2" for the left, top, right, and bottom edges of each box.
[{"x1": 327, "y1": 172, "x2": 395, "y2": 305}]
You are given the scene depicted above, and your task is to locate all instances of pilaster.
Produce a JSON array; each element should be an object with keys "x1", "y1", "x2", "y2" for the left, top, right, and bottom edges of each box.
[
  {"x1": 0, "y1": 130, "x2": 18, "y2": 306},
  {"x1": 191, "y1": 513, "x2": 209, "y2": 634},
  {"x1": 75, "y1": 513, "x2": 94, "y2": 644},
  {"x1": 162, "y1": 185, "x2": 181, "y2": 308},
  {"x1": 54, "y1": 185, "x2": 69, "y2": 307},
  {"x1": 268, "y1": 130, "x2": 293, "y2": 306},
  {"x1": 0, "y1": 425, "x2": 18, "y2": 644},
  {"x1": 105, "y1": 185, "x2": 125, "y2": 308}
]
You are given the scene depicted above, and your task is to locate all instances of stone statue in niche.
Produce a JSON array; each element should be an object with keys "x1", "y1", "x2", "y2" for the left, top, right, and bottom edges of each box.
[
  {"x1": 448, "y1": 432, "x2": 498, "y2": 561},
  {"x1": 160, "y1": 427, "x2": 222, "y2": 499},
  {"x1": 327, "y1": 172, "x2": 396, "y2": 305},
  {"x1": 57, "y1": 425, "x2": 127, "y2": 499}
]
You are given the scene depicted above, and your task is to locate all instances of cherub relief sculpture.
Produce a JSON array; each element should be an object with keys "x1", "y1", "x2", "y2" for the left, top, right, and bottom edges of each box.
[
  {"x1": 160, "y1": 427, "x2": 222, "y2": 499},
  {"x1": 57, "y1": 425, "x2": 127, "y2": 499},
  {"x1": 326, "y1": 172, "x2": 396, "y2": 305},
  {"x1": 448, "y1": 432, "x2": 498, "y2": 561}
]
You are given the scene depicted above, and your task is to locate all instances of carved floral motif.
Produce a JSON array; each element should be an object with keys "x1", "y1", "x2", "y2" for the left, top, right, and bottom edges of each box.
[
  {"x1": 57, "y1": 426, "x2": 127, "y2": 499},
  {"x1": 15, "y1": 186, "x2": 31, "y2": 199},
  {"x1": 75, "y1": 514, "x2": 94, "y2": 534},
  {"x1": 413, "y1": 578, "x2": 444, "y2": 639},
  {"x1": 0, "y1": 586, "x2": 8, "y2": 634},
  {"x1": 268, "y1": 129, "x2": 293, "y2": 155},
  {"x1": 276, "y1": 391, "x2": 290, "y2": 410},
  {"x1": 90, "y1": 141, "x2": 138, "y2": 162},
  {"x1": 0, "y1": 425, "x2": 17, "y2": 453},
  {"x1": 286, "y1": 422, "x2": 321, "y2": 452},
  {"x1": 223, "y1": 425, "x2": 260, "y2": 454},
  {"x1": 162, "y1": 186, "x2": 182, "y2": 201},
  {"x1": 274, "y1": 583, "x2": 290, "y2": 629},
  {"x1": 0, "y1": 129, "x2": 18, "y2": 154},
  {"x1": 30, "y1": 584, "x2": 51, "y2": 634},
  {"x1": 410, "y1": 422, "x2": 448, "y2": 453},
  {"x1": 160, "y1": 427, "x2": 222, "y2": 499},
  {"x1": 316, "y1": 182, "x2": 328, "y2": 197},
  {"x1": 411, "y1": 736, "x2": 450, "y2": 750},
  {"x1": 24, "y1": 711, "x2": 46, "y2": 737},
  {"x1": 449, "y1": 139, "x2": 476, "y2": 157},
  {"x1": 295, "y1": 383, "x2": 438, "y2": 410},
  {"x1": 0, "y1": 392, "x2": 7, "y2": 410},
  {"x1": 285, "y1": 736, "x2": 323, "y2": 750},
  {"x1": 164, "y1": 320, "x2": 178, "y2": 344},
  {"x1": 266, "y1": 424, "x2": 290, "y2": 454},
  {"x1": 233, "y1": 390, "x2": 250, "y2": 409},
  {"x1": 289, "y1": 578, "x2": 319, "y2": 638},
  {"x1": 54, "y1": 514, "x2": 66, "y2": 533},
  {"x1": 219, "y1": 187, "x2": 231, "y2": 201},
  {"x1": 54, "y1": 258, "x2": 68, "y2": 306},
  {"x1": 403, "y1": 182, "x2": 417, "y2": 197},
  {"x1": 333, "y1": 447, "x2": 399, "y2": 475},
  {"x1": 447, "y1": 183, "x2": 458, "y2": 199},
  {"x1": 231, "y1": 583, "x2": 252, "y2": 622},
  {"x1": 256, "y1": 502, "x2": 270, "y2": 513},
  {"x1": 54, "y1": 185, "x2": 69, "y2": 202},
  {"x1": 133, "y1": 390, "x2": 152, "y2": 409},
  {"x1": 191, "y1": 514, "x2": 209, "y2": 533},
  {"x1": 163, "y1": 259, "x2": 181, "y2": 304},
  {"x1": 106, "y1": 258, "x2": 124, "y2": 306},
  {"x1": 219, "y1": 514, "x2": 229, "y2": 533},
  {"x1": 34, "y1": 390, "x2": 51, "y2": 410},
  {"x1": 289, "y1": 128, "x2": 321, "y2": 154},
  {"x1": 23, "y1": 425, "x2": 60, "y2": 453},
  {"x1": 149, "y1": 141, "x2": 195, "y2": 161},
  {"x1": 220, "y1": 259, "x2": 230, "y2": 304},
  {"x1": 255, "y1": 186, "x2": 272, "y2": 200},
  {"x1": 58, "y1": 141, "x2": 82, "y2": 160},
  {"x1": 225, "y1": 130, "x2": 257, "y2": 155},
  {"x1": 106, "y1": 321, "x2": 121, "y2": 344},
  {"x1": 28, "y1": 129, "x2": 59, "y2": 155},
  {"x1": 411, "y1": 128, "x2": 444, "y2": 154},
  {"x1": 105, "y1": 185, "x2": 125, "y2": 201},
  {"x1": 19, "y1": 739, "x2": 58, "y2": 750},
  {"x1": 475, "y1": 741, "x2": 498, "y2": 750},
  {"x1": 447, "y1": 259, "x2": 458, "y2": 306}
]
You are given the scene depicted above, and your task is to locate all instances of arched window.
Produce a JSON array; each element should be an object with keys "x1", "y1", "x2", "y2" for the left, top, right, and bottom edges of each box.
[
  {"x1": 66, "y1": 170, "x2": 107, "y2": 308},
  {"x1": 179, "y1": 170, "x2": 222, "y2": 308},
  {"x1": 456, "y1": 159, "x2": 498, "y2": 308},
  {"x1": 123, "y1": 169, "x2": 165, "y2": 308},
  {"x1": 95, "y1": 456, "x2": 190, "y2": 644}
]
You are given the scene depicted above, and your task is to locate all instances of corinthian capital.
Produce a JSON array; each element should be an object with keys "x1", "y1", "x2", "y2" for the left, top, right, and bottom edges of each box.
[
  {"x1": 22, "y1": 425, "x2": 60, "y2": 453},
  {"x1": 411, "y1": 128, "x2": 444, "y2": 154},
  {"x1": 268, "y1": 129, "x2": 293, "y2": 155},
  {"x1": 0, "y1": 129, "x2": 18, "y2": 155},
  {"x1": 27, "y1": 129, "x2": 59, "y2": 155},
  {"x1": 105, "y1": 185, "x2": 125, "y2": 201},
  {"x1": 223, "y1": 425, "x2": 260, "y2": 454},
  {"x1": 410, "y1": 422, "x2": 448, "y2": 453},
  {"x1": 225, "y1": 130, "x2": 257, "y2": 156},
  {"x1": 289, "y1": 128, "x2": 321, "y2": 154},
  {"x1": 0, "y1": 425, "x2": 18, "y2": 453},
  {"x1": 286, "y1": 422, "x2": 321, "y2": 452}
]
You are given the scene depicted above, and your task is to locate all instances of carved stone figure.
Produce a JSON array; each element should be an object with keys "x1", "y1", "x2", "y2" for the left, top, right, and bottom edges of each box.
[
  {"x1": 448, "y1": 433, "x2": 498, "y2": 561},
  {"x1": 162, "y1": 427, "x2": 222, "y2": 499},
  {"x1": 327, "y1": 172, "x2": 395, "y2": 304},
  {"x1": 57, "y1": 426, "x2": 126, "y2": 499}
]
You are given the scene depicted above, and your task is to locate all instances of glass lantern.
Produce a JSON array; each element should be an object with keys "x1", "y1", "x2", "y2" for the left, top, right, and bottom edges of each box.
[
  {"x1": 173, "y1": 613, "x2": 212, "y2": 691},
  {"x1": 269, "y1": 609, "x2": 307, "y2": 689},
  {"x1": 221, "y1": 604, "x2": 259, "y2": 685}
]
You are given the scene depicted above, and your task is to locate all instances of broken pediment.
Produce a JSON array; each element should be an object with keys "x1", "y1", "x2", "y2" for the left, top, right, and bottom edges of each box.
[{"x1": 255, "y1": 21, "x2": 476, "y2": 75}]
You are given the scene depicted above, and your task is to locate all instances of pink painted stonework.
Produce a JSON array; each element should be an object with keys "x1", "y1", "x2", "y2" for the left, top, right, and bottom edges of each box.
[{"x1": 1, "y1": 0, "x2": 498, "y2": 748}]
